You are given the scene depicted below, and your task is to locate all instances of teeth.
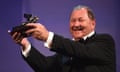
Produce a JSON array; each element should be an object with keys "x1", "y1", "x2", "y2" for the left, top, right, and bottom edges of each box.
[
  {"x1": 79, "y1": 27, "x2": 84, "y2": 30},
  {"x1": 72, "y1": 26, "x2": 84, "y2": 31}
]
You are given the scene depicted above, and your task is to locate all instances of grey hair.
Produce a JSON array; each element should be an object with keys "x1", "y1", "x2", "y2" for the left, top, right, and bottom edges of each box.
[{"x1": 73, "y1": 5, "x2": 95, "y2": 20}]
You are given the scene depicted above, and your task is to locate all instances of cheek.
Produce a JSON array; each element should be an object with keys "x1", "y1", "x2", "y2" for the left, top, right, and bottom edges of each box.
[{"x1": 86, "y1": 24, "x2": 94, "y2": 31}]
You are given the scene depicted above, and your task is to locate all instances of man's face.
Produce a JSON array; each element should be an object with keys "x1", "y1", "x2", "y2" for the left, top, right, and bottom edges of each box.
[{"x1": 70, "y1": 8, "x2": 96, "y2": 40}]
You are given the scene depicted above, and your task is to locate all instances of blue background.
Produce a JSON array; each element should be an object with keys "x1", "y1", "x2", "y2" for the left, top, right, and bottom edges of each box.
[{"x1": 0, "y1": 0, "x2": 119, "y2": 72}]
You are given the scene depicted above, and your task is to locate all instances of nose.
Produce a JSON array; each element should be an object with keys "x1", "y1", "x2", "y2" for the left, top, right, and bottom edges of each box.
[{"x1": 74, "y1": 20, "x2": 80, "y2": 26}]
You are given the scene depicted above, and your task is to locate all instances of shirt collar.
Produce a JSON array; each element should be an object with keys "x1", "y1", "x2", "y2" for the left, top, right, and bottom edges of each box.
[{"x1": 83, "y1": 30, "x2": 95, "y2": 40}]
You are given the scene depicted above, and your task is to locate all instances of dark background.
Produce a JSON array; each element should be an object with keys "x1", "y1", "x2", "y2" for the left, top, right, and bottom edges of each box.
[{"x1": 0, "y1": 0, "x2": 119, "y2": 72}]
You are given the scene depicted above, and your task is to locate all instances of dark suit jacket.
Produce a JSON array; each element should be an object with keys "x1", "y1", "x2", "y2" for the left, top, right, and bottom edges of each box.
[{"x1": 23, "y1": 33, "x2": 116, "y2": 72}]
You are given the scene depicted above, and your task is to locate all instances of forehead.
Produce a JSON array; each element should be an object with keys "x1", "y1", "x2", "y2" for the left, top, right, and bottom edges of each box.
[{"x1": 70, "y1": 8, "x2": 88, "y2": 18}]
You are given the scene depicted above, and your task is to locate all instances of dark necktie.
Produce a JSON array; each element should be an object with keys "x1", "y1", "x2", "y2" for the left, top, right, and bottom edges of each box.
[
  {"x1": 79, "y1": 38, "x2": 85, "y2": 43},
  {"x1": 79, "y1": 37, "x2": 90, "y2": 43}
]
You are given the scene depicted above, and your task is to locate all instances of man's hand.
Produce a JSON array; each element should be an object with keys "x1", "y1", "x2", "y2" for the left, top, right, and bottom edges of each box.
[
  {"x1": 8, "y1": 31, "x2": 30, "y2": 51},
  {"x1": 25, "y1": 23, "x2": 49, "y2": 41}
]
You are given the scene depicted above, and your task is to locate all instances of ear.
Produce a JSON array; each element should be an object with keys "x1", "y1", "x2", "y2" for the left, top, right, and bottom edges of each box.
[
  {"x1": 92, "y1": 19, "x2": 96, "y2": 25},
  {"x1": 91, "y1": 20, "x2": 96, "y2": 28}
]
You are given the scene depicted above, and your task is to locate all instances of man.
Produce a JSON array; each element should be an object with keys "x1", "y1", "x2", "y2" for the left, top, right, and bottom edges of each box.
[{"x1": 9, "y1": 5, "x2": 116, "y2": 72}]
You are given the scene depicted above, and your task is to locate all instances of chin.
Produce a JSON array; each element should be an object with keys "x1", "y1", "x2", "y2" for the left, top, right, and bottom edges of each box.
[
  {"x1": 71, "y1": 31, "x2": 84, "y2": 38},
  {"x1": 73, "y1": 35, "x2": 83, "y2": 39}
]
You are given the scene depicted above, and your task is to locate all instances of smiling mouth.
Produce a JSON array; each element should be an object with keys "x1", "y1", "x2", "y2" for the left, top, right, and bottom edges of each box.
[{"x1": 72, "y1": 26, "x2": 84, "y2": 31}]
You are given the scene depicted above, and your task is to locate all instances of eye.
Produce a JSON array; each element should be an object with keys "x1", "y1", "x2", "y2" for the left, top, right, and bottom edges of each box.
[
  {"x1": 70, "y1": 19, "x2": 76, "y2": 23},
  {"x1": 78, "y1": 18, "x2": 85, "y2": 22}
]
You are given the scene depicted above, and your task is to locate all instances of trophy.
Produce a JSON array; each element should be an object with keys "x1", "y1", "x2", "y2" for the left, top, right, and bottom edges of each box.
[{"x1": 9, "y1": 14, "x2": 39, "y2": 37}]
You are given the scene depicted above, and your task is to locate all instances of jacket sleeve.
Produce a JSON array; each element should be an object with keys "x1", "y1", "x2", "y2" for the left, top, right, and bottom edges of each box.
[
  {"x1": 22, "y1": 46, "x2": 60, "y2": 72},
  {"x1": 50, "y1": 34, "x2": 115, "y2": 63},
  {"x1": 22, "y1": 46, "x2": 47, "y2": 72}
]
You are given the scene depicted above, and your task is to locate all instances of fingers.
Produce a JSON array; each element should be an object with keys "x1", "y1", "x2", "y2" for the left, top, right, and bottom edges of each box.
[
  {"x1": 26, "y1": 23, "x2": 39, "y2": 28},
  {"x1": 9, "y1": 31, "x2": 23, "y2": 44},
  {"x1": 13, "y1": 32, "x2": 22, "y2": 43},
  {"x1": 25, "y1": 23, "x2": 38, "y2": 34},
  {"x1": 8, "y1": 30, "x2": 31, "y2": 48},
  {"x1": 25, "y1": 23, "x2": 43, "y2": 34},
  {"x1": 26, "y1": 23, "x2": 44, "y2": 28}
]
